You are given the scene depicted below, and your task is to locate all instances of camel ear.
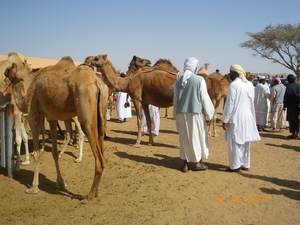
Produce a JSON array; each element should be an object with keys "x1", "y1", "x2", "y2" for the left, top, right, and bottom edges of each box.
[
  {"x1": 4, "y1": 65, "x2": 12, "y2": 78},
  {"x1": 133, "y1": 55, "x2": 136, "y2": 60},
  {"x1": 103, "y1": 54, "x2": 107, "y2": 60},
  {"x1": 4, "y1": 63, "x2": 16, "y2": 77}
]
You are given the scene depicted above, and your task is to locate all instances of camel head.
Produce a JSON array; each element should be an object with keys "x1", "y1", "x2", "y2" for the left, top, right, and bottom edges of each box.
[
  {"x1": 245, "y1": 72, "x2": 255, "y2": 81},
  {"x1": 84, "y1": 54, "x2": 109, "y2": 68},
  {"x1": 129, "y1": 55, "x2": 151, "y2": 70},
  {"x1": 4, "y1": 62, "x2": 30, "y2": 84},
  {"x1": 84, "y1": 56, "x2": 94, "y2": 66}
]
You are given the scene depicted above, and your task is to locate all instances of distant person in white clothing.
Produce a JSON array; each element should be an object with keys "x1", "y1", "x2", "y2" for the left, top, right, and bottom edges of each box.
[
  {"x1": 141, "y1": 105, "x2": 160, "y2": 136},
  {"x1": 254, "y1": 76, "x2": 270, "y2": 131},
  {"x1": 114, "y1": 73, "x2": 132, "y2": 123}
]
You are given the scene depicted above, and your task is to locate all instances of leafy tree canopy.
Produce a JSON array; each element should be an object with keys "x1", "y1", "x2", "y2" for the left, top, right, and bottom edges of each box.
[{"x1": 240, "y1": 23, "x2": 300, "y2": 81}]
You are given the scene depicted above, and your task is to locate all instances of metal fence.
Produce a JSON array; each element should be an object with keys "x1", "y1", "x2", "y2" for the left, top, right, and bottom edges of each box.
[{"x1": 0, "y1": 103, "x2": 15, "y2": 178}]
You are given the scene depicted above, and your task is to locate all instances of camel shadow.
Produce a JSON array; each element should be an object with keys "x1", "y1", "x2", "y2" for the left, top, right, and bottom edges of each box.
[
  {"x1": 114, "y1": 152, "x2": 228, "y2": 172},
  {"x1": 240, "y1": 173, "x2": 300, "y2": 200},
  {"x1": 265, "y1": 143, "x2": 300, "y2": 152},
  {"x1": 1, "y1": 167, "x2": 84, "y2": 200}
]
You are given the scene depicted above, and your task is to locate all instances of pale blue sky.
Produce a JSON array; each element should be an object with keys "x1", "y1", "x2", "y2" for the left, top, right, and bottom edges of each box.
[{"x1": 1, "y1": 0, "x2": 299, "y2": 75}]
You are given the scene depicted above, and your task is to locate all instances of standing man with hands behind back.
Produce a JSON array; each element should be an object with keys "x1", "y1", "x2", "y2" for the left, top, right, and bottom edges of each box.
[
  {"x1": 222, "y1": 64, "x2": 260, "y2": 172},
  {"x1": 173, "y1": 57, "x2": 215, "y2": 173}
]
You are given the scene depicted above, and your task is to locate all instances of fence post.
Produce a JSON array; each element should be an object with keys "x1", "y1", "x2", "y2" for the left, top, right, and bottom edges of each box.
[
  {"x1": 5, "y1": 103, "x2": 15, "y2": 178},
  {"x1": 0, "y1": 105, "x2": 5, "y2": 167}
]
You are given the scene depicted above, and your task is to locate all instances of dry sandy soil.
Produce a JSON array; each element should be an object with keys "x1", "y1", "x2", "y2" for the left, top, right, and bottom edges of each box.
[{"x1": 0, "y1": 105, "x2": 299, "y2": 225}]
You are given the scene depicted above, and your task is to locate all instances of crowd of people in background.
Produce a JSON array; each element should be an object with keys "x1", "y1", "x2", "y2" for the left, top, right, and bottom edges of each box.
[
  {"x1": 106, "y1": 64, "x2": 300, "y2": 173},
  {"x1": 252, "y1": 73, "x2": 300, "y2": 139}
]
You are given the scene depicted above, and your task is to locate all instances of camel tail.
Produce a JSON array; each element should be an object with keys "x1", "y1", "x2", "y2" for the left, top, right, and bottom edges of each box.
[{"x1": 96, "y1": 81, "x2": 108, "y2": 164}]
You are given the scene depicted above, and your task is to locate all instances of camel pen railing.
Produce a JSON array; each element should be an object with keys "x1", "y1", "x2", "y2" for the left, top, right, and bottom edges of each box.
[{"x1": 0, "y1": 103, "x2": 15, "y2": 178}]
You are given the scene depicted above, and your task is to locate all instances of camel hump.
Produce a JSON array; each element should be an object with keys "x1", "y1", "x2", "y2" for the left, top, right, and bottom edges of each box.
[
  {"x1": 59, "y1": 56, "x2": 74, "y2": 63},
  {"x1": 56, "y1": 56, "x2": 76, "y2": 67},
  {"x1": 8, "y1": 52, "x2": 19, "y2": 57}
]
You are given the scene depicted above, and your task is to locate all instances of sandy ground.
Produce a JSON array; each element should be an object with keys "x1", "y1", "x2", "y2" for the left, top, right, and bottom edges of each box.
[{"x1": 0, "y1": 105, "x2": 299, "y2": 225}]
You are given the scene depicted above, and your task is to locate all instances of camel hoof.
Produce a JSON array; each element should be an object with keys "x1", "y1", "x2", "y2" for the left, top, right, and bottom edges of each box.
[
  {"x1": 25, "y1": 187, "x2": 39, "y2": 194},
  {"x1": 132, "y1": 143, "x2": 141, "y2": 148},
  {"x1": 74, "y1": 158, "x2": 82, "y2": 163},
  {"x1": 15, "y1": 167, "x2": 20, "y2": 172},
  {"x1": 21, "y1": 161, "x2": 30, "y2": 166},
  {"x1": 80, "y1": 197, "x2": 92, "y2": 204},
  {"x1": 55, "y1": 181, "x2": 67, "y2": 189}
]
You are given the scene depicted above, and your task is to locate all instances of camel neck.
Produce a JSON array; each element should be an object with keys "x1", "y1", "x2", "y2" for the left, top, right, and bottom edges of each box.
[{"x1": 100, "y1": 64, "x2": 129, "y2": 92}]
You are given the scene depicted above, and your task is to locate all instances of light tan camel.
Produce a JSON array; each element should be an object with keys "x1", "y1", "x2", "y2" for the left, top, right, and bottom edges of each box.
[
  {"x1": 204, "y1": 72, "x2": 232, "y2": 137},
  {"x1": 204, "y1": 71, "x2": 255, "y2": 137},
  {"x1": 197, "y1": 63, "x2": 209, "y2": 75},
  {"x1": 0, "y1": 52, "x2": 30, "y2": 169},
  {"x1": 87, "y1": 55, "x2": 177, "y2": 147},
  {"x1": 4, "y1": 56, "x2": 108, "y2": 203}
]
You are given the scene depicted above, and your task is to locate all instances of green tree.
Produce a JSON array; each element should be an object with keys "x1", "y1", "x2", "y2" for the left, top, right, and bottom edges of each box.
[{"x1": 240, "y1": 23, "x2": 300, "y2": 82}]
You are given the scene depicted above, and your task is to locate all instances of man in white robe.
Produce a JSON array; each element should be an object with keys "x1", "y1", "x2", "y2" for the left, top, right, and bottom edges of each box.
[
  {"x1": 254, "y1": 76, "x2": 270, "y2": 131},
  {"x1": 222, "y1": 64, "x2": 261, "y2": 172},
  {"x1": 141, "y1": 104, "x2": 160, "y2": 136},
  {"x1": 173, "y1": 57, "x2": 215, "y2": 173},
  {"x1": 114, "y1": 73, "x2": 132, "y2": 122},
  {"x1": 115, "y1": 92, "x2": 132, "y2": 122}
]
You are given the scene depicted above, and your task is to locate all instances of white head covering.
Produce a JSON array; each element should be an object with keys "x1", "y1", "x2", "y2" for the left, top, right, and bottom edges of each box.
[
  {"x1": 229, "y1": 64, "x2": 248, "y2": 83},
  {"x1": 182, "y1": 57, "x2": 198, "y2": 87},
  {"x1": 258, "y1": 75, "x2": 266, "y2": 80}
]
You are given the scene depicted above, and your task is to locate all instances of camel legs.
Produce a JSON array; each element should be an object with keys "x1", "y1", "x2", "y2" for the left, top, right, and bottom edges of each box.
[
  {"x1": 75, "y1": 92, "x2": 105, "y2": 203},
  {"x1": 165, "y1": 108, "x2": 168, "y2": 118},
  {"x1": 25, "y1": 114, "x2": 44, "y2": 194},
  {"x1": 72, "y1": 117, "x2": 84, "y2": 163},
  {"x1": 80, "y1": 124, "x2": 104, "y2": 203},
  {"x1": 58, "y1": 120, "x2": 72, "y2": 159},
  {"x1": 132, "y1": 99, "x2": 142, "y2": 148},
  {"x1": 141, "y1": 103, "x2": 154, "y2": 146},
  {"x1": 14, "y1": 114, "x2": 30, "y2": 171},
  {"x1": 58, "y1": 117, "x2": 84, "y2": 162},
  {"x1": 208, "y1": 100, "x2": 221, "y2": 137},
  {"x1": 48, "y1": 121, "x2": 67, "y2": 189}
]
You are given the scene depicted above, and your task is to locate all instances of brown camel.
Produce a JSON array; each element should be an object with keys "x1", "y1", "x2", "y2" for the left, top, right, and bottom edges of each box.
[
  {"x1": 151, "y1": 59, "x2": 227, "y2": 138},
  {"x1": 4, "y1": 56, "x2": 108, "y2": 203},
  {"x1": 86, "y1": 55, "x2": 178, "y2": 147},
  {"x1": 127, "y1": 57, "x2": 176, "y2": 119},
  {"x1": 0, "y1": 52, "x2": 30, "y2": 170},
  {"x1": 126, "y1": 55, "x2": 152, "y2": 74}
]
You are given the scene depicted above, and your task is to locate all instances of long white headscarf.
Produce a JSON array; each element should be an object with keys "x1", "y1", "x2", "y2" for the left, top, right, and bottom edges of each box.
[
  {"x1": 182, "y1": 57, "x2": 199, "y2": 87},
  {"x1": 230, "y1": 64, "x2": 248, "y2": 83}
]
